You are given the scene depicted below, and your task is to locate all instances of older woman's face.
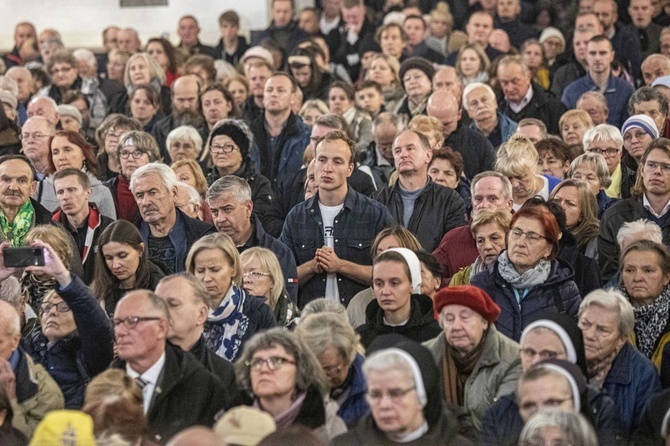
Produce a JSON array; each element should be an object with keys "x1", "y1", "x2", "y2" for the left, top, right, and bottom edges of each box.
[
  {"x1": 624, "y1": 127, "x2": 653, "y2": 160},
  {"x1": 428, "y1": 158, "x2": 459, "y2": 189},
  {"x1": 368, "y1": 59, "x2": 395, "y2": 88},
  {"x1": 518, "y1": 374, "x2": 574, "y2": 422},
  {"x1": 520, "y1": 329, "x2": 568, "y2": 372},
  {"x1": 474, "y1": 222, "x2": 507, "y2": 267},
  {"x1": 250, "y1": 345, "x2": 297, "y2": 401},
  {"x1": 542, "y1": 37, "x2": 564, "y2": 61},
  {"x1": 571, "y1": 166, "x2": 602, "y2": 195},
  {"x1": 193, "y1": 248, "x2": 234, "y2": 304},
  {"x1": 169, "y1": 138, "x2": 199, "y2": 162},
  {"x1": 552, "y1": 185, "x2": 581, "y2": 228},
  {"x1": 440, "y1": 304, "x2": 488, "y2": 355},
  {"x1": 107, "y1": 56, "x2": 126, "y2": 83},
  {"x1": 375, "y1": 235, "x2": 400, "y2": 257},
  {"x1": 119, "y1": 143, "x2": 151, "y2": 178},
  {"x1": 211, "y1": 134, "x2": 243, "y2": 173},
  {"x1": 104, "y1": 126, "x2": 131, "y2": 156},
  {"x1": 242, "y1": 256, "x2": 274, "y2": 302},
  {"x1": 51, "y1": 135, "x2": 86, "y2": 171},
  {"x1": 41, "y1": 295, "x2": 76, "y2": 344},
  {"x1": 419, "y1": 262, "x2": 441, "y2": 299},
  {"x1": 578, "y1": 305, "x2": 626, "y2": 362},
  {"x1": 366, "y1": 367, "x2": 425, "y2": 436},
  {"x1": 373, "y1": 261, "x2": 413, "y2": 314},
  {"x1": 561, "y1": 117, "x2": 589, "y2": 146},
  {"x1": 50, "y1": 62, "x2": 78, "y2": 89},
  {"x1": 508, "y1": 216, "x2": 553, "y2": 273},
  {"x1": 173, "y1": 165, "x2": 198, "y2": 190},
  {"x1": 128, "y1": 57, "x2": 151, "y2": 85},
  {"x1": 622, "y1": 250, "x2": 670, "y2": 304},
  {"x1": 587, "y1": 137, "x2": 622, "y2": 174},
  {"x1": 538, "y1": 151, "x2": 569, "y2": 180},
  {"x1": 402, "y1": 68, "x2": 432, "y2": 101},
  {"x1": 319, "y1": 346, "x2": 350, "y2": 389}
]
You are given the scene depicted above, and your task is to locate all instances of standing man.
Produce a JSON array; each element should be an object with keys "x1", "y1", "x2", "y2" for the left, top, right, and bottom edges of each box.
[
  {"x1": 445, "y1": 12, "x2": 503, "y2": 65},
  {"x1": 281, "y1": 130, "x2": 393, "y2": 307},
  {"x1": 215, "y1": 11, "x2": 249, "y2": 66},
  {"x1": 116, "y1": 28, "x2": 142, "y2": 53},
  {"x1": 562, "y1": 35, "x2": 635, "y2": 127},
  {"x1": 242, "y1": 60, "x2": 274, "y2": 123},
  {"x1": 254, "y1": 0, "x2": 309, "y2": 54},
  {"x1": 628, "y1": 0, "x2": 662, "y2": 58},
  {"x1": 3, "y1": 22, "x2": 36, "y2": 68},
  {"x1": 494, "y1": 0, "x2": 539, "y2": 49},
  {"x1": 403, "y1": 15, "x2": 444, "y2": 63},
  {"x1": 593, "y1": 0, "x2": 642, "y2": 82},
  {"x1": 6, "y1": 67, "x2": 35, "y2": 126},
  {"x1": 51, "y1": 168, "x2": 113, "y2": 284},
  {"x1": 177, "y1": 15, "x2": 218, "y2": 58},
  {"x1": 375, "y1": 130, "x2": 467, "y2": 252},
  {"x1": 550, "y1": 27, "x2": 598, "y2": 98},
  {"x1": 96, "y1": 25, "x2": 120, "y2": 77}
]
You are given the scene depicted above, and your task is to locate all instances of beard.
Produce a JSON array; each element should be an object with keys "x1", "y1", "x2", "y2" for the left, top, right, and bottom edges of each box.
[{"x1": 172, "y1": 109, "x2": 205, "y2": 129}]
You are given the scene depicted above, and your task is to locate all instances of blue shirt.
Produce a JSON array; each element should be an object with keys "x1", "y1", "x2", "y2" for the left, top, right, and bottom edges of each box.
[{"x1": 561, "y1": 74, "x2": 634, "y2": 128}]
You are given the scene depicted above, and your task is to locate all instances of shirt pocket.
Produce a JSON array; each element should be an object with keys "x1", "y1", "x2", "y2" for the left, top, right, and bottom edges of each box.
[
  {"x1": 345, "y1": 239, "x2": 373, "y2": 265},
  {"x1": 295, "y1": 240, "x2": 317, "y2": 265}
]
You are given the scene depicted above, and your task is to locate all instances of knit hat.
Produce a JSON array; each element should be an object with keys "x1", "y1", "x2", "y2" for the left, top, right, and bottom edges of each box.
[
  {"x1": 385, "y1": 247, "x2": 422, "y2": 294},
  {"x1": 399, "y1": 57, "x2": 436, "y2": 86},
  {"x1": 433, "y1": 285, "x2": 501, "y2": 322},
  {"x1": 0, "y1": 90, "x2": 17, "y2": 110},
  {"x1": 214, "y1": 406, "x2": 276, "y2": 446},
  {"x1": 240, "y1": 46, "x2": 275, "y2": 67},
  {"x1": 539, "y1": 27, "x2": 566, "y2": 50},
  {"x1": 208, "y1": 119, "x2": 253, "y2": 160},
  {"x1": 652, "y1": 75, "x2": 670, "y2": 89},
  {"x1": 621, "y1": 114, "x2": 659, "y2": 139},
  {"x1": 58, "y1": 104, "x2": 83, "y2": 125},
  {"x1": 29, "y1": 410, "x2": 96, "y2": 446}
]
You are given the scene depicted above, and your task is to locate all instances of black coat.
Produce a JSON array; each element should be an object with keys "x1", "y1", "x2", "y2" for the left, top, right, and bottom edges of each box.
[
  {"x1": 635, "y1": 388, "x2": 670, "y2": 445},
  {"x1": 444, "y1": 125, "x2": 497, "y2": 179},
  {"x1": 499, "y1": 82, "x2": 566, "y2": 135},
  {"x1": 111, "y1": 342, "x2": 229, "y2": 444},
  {"x1": 557, "y1": 231, "x2": 602, "y2": 297},
  {"x1": 189, "y1": 335, "x2": 238, "y2": 394},
  {"x1": 206, "y1": 161, "x2": 273, "y2": 220},
  {"x1": 150, "y1": 114, "x2": 207, "y2": 164},
  {"x1": 357, "y1": 294, "x2": 442, "y2": 348},
  {"x1": 214, "y1": 36, "x2": 249, "y2": 66}
]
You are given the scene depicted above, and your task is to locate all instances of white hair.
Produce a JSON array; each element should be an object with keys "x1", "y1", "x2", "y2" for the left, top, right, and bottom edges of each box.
[
  {"x1": 0, "y1": 76, "x2": 19, "y2": 98},
  {"x1": 130, "y1": 162, "x2": 180, "y2": 195},
  {"x1": 177, "y1": 182, "x2": 202, "y2": 206},
  {"x1": 166, "y1": 126, "x2": 203, "y2": 153},
  {"x1": 616, "y1": 218, "x2": 663, "y2": 249},
  {"x1": 462, "y1": 82, "x2": 496, "y2": 111},
  {"x1": 72, "y1": 48, "x2": 97, "y2": 68}
]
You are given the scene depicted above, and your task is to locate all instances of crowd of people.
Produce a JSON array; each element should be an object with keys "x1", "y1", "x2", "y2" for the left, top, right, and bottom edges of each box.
[{"x1": 3, "y1": 0, "x2": 670, "y2": 444}]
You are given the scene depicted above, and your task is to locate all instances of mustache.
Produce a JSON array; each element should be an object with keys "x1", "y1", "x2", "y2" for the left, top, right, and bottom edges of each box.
[
  {"x1": 141, "y1": 205, "x2": 159, "y2": 213},
  {"x1": 4, "y1": 191, "x2": 23, "y2": 196}
]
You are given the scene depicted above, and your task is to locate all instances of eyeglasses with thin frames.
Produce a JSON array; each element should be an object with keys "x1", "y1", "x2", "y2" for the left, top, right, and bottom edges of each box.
[
  {"x1": 644, "y1": 160, "x2": 670, "y2": 174},
  {"x1": 20, "y1": 132, "x2": 49, "y2": 142},
  {"x1": 243, "y1": 271, "x2": 271, "y2": 281},
  {"x1": 112, "y1": 316, "x2": 162, "y2": 329},
  {"x1": 246, "y1": 356, "x2": 296, "y2": 371},
  {"x1": 366, "y1": 386, "x2": 416, "y2": 404},
  {"x1": 509, "y1": 227, "x2": 547, "y2": 244}
]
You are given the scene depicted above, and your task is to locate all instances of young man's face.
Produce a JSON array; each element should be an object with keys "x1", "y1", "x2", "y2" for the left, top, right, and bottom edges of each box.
[{"x1": 356, "y1": 87, "x2": 384, "y2": 115}]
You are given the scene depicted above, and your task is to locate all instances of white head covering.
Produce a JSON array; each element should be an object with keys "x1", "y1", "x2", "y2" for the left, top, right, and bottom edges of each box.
[
  {"x1": 383, "y1": 348, "x2": 428, "y2": 407},
  {"x1": 520, "y1": 320, "x2": 577, "y2": 364},
  {"x1": 536, "y1": 363, "x2": 581, "y2": 413},
  {"x1": 385, "y1": 248, "x2": 422, "y2": 294}
]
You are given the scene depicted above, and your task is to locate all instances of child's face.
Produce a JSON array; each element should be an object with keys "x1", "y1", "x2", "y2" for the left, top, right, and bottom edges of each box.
[{"x1": 356, "y1": 87, "x2": 384, "y2": 115}]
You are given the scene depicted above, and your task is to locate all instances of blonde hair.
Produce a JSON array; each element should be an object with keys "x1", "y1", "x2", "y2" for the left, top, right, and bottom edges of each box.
[
  {"x1": 240, "y1": 247, "x2": 284, "y2": 310},
  {"x1": 408, "y1": 115, "x2": 444, "y2": 147},
  {"x1": 295, "y1": 312, "x2": 361, "y2": 366},
  {"x1": 170, "y1": 159, "x2": 208, "y2": 196},
  {"x1": 495, "y1": 134, "x2": 538, "y2": 177},
  {"x1": 456, "y1": 43, "x2": 490, "y2": 77},
  {"x1": 559, "y1": 109, "x2": 594, "y2": 132},
  {"x1": 25, "y1": 225, "x2": 73, "y2": 269},
  {"x1": 367, "y1": 53, "x2": 401, "y2": 87},
  {"x1": 186, "y1": 233, "x2": 243, "y2": 286},
  {"x1": 84, "y1": 369, "x2": 143, "y2": 407}
]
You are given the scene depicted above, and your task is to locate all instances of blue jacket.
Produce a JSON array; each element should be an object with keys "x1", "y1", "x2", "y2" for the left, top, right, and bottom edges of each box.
[
  {"x1": 468, "y1": 113, "x2": 517, "y2": 148},
  {"x1": 337, "y1": 353, "x2": 369, "y2": 428},
  {"x1": 561, "y1": 74, "x2": 634, "y2": 128},
  {"x1": 26, "y1": 275, "x2": 114, "y2": 409},
  {"x1": 249, "y1": 112, "x2": 311, "y2": 191},
  {"x1": 602, "y1": 342, "x2": 661, "y2": 436},
  {"x1": 597, "y1": 189, "x2": 617, "y2": 219},
  {"x1": 470, "y1": 258, "x2": 582, "y2": 342},
  {"x1": 281, "y1": 187, "x2": 393, "y2": 307}
]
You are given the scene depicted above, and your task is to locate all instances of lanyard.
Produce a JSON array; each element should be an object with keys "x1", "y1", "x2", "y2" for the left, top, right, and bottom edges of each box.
[{"x1": 513, "y1": 288, "x2": 529, "y2": 305}]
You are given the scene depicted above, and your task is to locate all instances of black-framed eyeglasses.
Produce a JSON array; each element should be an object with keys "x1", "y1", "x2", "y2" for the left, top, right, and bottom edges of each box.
[
  {"x1": 509, "y1": 227, "x2": 547, "y2": 244},
  {"x1": 112, "y1": 316, "x2": 161, "y2": 329},
  {"x1": 519, "y1": 348, "x2": 560, "y2": 361},
  {"x1": 587, "y1": 147, "x2": 620, "y2": 157},
  {"x1": 40, "y1": 301, "x2": 70, "y2": 314},
  {"x1": 246, "y1": 356, "x2": 296, "y2": 371},
  {"x1": 210, "y1": 143, "x2": 237, "y2": 154},
  {"x1": 366, "y1": 386, "x2": 416, "y2": 404},
  {"x1": 119, "y1": 149, "x2": 145, "y2": 159}
]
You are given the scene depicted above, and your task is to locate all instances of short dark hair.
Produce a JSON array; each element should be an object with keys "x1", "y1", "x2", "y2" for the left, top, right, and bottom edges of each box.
[
  {"x1": 356, "y1": 80, "x2": 383, "y2": 94},
  {"x1": 430, "y1": 146, "x2": 464, "y2": 178},
  {"x1": 269, "y1": 71, "x2": 298, "y2": 93},
  {"x1": 628, "y1": 86, "x2": 669, "y2": 117},
  {"x1": 328, "y1": 80, "x2": 355, "y2": 102},
  {"x1": 53, "y1": 167, "x2": 90, "y2": 189},
  {"x1": 315, "y1": 130, "x2": 357, "y2": 165},
  {"x1": 403, "y1": 14, "x2": 427, "y2": 29},
  {"x1": 0, "y1": 154, "x2": 36, "y2": 181},
  {"x1": 588, "y1": 34, "x2": 612, "y2": 48},
  {"x1": 185, "y1": 54, "x2": 217, "y2": 84},
  {"x1": 219, "y1": 10, "x2": 240, "y2": 27}
]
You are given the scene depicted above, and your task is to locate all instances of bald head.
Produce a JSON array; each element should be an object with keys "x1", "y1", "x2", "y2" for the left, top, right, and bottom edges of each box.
[
  {"x1": 172, "y1": 75, "x2": 201, "y2": 113},
  {"x1": 642, "y1": 54, "x2": 670, "y2": 86},
  {"x1": 432, "y1": 66, "x2": 463, "y2": 102},
  {"x1": 27, "y1": 96, "x2": 60, "y2": 126},
  {"x1": 117, "y1": 28, "x2": 141, "y2": 52},
  {"x1": 427, "y1": 89, "x2": 461, "y2": 137},
  {"x1": 166, "y1": 427, "x2": 223, "y2": 446}
]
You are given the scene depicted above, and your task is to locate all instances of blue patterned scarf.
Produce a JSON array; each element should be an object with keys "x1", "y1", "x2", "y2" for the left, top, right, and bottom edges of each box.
[{"x1": 204, "y1": 285, "x2": 250, "y2": 361}]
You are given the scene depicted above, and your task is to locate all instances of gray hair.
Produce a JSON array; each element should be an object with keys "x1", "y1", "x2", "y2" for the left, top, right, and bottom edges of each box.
[
  {"x1": 177, "y1": 181, "x2": 202, "y2": 206},
  {"x1": 0, "y1": 76, "x2": 18, "y2": 98},
  {"x1": 582, "y1": 124, "x2": 623, "y2": 150},
  {"x1": 314, "y1": 113, "x2": 351, "y2": 135},
  {"x1": 0, "y1": 299, "x2": 20, "y2": 337},
  {"x1": 519, "y1": 408, "x2": 598, "y2": 446},
  {"x1": 206, "y1": 175, "x2": 252, "y2": 203},
  {"x1": 0, "y1": 276, "x2": 22, "y2": 310},
  {"x1": 462, "y1": 82, "x2": 496, "y2": 111},
  {"x1": 577, "y1": 91, "x2": 608, "y2": 111},
  {"x1": 166, "y1": 125, "x2": 203, "y2": 154},
  {"x1": 372, "y1": 111, "x2": 406, "y2": 134},
  {"x1": 72, "y1": 48, "x2": 97, "y2": 68},
  {"x1": 616, "y1": 218, "x2": 663, "y2": 249},
  {"x1": 517, "y1": 118, "x2": 547, "y2": 137},
  {"x1": 300, "y1": 297, "x2": 348, "y2": 322},
  {"x1": 295, "y1": 312, "x2": 360, "y2": 366},
  {"x1": 363, "y1": 349, "x2": 414, "y2": 379},
  {"x1": 130, "y1": 162, "x2": 179, "y2": 195},
  {"x1": 28, "y1": 95, "x2": 58, "y2": 111},
  {"x1": 568, "y1": 152, "x2": 612, "y2": 188},
  {"x1": 214, "y1": 59, "x2": 237, "y2": 81},
  {"x1": 578, "y1": 289, "x2": 635, "y2": 338},
  {"x1": 470, "y1": 171, "x2": 513, "y2": 201},
  {"x1": 157, "y1": 272, "x2": 210, "y2": 307}
]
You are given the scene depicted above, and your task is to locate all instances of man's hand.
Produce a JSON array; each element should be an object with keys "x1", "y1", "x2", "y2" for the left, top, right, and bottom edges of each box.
[
  {"x1": 316, "y1": 246, "x2": 342, "y2": 274},
  {"x1": 0, "y1": 358, "x2": 16, "y2": 400}
]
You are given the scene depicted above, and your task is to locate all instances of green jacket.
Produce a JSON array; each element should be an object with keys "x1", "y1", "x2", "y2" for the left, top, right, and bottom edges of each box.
[{"x1": 422, "y1": 325, "x2": 521, "y2": 431}]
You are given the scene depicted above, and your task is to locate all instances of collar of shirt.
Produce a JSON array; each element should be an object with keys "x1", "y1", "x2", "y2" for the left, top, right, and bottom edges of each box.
[
  {"x1": 126, "y1": 351, "x2": 166, "y2": 413},
  {"x1": 643, "y1": 193, "x2": 670, "y2": 218},
  {"x1": 508, "y1": 85, "x2": 534, "y2": 113}
]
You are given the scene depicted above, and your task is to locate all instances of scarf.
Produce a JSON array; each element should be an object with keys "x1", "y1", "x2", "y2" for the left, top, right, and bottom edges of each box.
[
  {"x1": 586, "y1": 348, "x2": 619, "y2": 390},
  {"x1": 255, "y1": 392, "x2": 306, "y2": 430},
  {"x1": 497, "y1": 251, "x2": 551, "y2": 289},
  {"x1": 408, "y1": 96, "x2": 428, "y2": 117},
  {"x1": 441, "y1": 329, "x2": 488, "y2": 406},
  {"x1": 21, "y1": 271, "x2": 56, "y2": 311},
  {"x1": 204, "y1": 285, "x2": 249, "y2": 361},
  {"x1": 623, "y1": 283, "x2": 670, "y2": 358},
  {"x1": 0, "y1": 200, "x2": 35, "y2": 246},
  {"x1": 469, "y1": 257, "x2": 488, "y2": 281}
]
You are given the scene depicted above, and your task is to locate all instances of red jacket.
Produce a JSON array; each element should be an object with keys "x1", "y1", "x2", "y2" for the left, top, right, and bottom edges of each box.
[{"x1": 432, "y1": 226, "x2": 479, "y2": 284}]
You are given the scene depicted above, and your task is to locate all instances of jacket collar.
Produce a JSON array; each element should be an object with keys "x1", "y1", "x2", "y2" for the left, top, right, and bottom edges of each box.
[
  {"x1": 605, "y1": 342, "x2": 633, "y2": 385},
  {"x1": 52, "y1": 204, "x2": 102, "y2": 263}
]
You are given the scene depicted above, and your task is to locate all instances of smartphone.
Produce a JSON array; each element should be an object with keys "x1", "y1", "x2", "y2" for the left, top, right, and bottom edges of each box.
[{"x1": 2, "y1": 247, "x2": 45, "y2": 268}]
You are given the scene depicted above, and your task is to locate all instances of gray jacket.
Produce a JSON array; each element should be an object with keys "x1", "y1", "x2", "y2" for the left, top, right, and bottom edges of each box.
[{"x1": 37, "y1": 172, "x2": 117, "y2": 219}]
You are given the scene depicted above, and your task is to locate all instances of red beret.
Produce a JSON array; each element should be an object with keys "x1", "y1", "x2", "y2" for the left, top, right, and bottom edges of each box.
[{"x1": 433, "y1": 286, "x2": 501, "y2": 323}]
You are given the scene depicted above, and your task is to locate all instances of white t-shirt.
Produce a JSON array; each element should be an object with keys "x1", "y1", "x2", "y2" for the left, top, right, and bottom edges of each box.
[{"x1": 320, "y1": 202, "x2": 344, "y2": 302}]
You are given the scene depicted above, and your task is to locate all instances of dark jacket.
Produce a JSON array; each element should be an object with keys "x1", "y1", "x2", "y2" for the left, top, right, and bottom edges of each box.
[
  {"x1": 620, "y1": 154, "x2": 638, "y2": 199},
  {"x1": 597, "y1": 189, "x2": 617, "y2": 218},
  {"x1": 336, "y1": 353, "x2": 369, "y2": 428},
  {"x1": 635, "y1": 387, "x2": 670, "y2": 446},
  {"x1": 101, "y1": 261, "x2": 165, "y2": 318},
  {"x1": 206, "y1": 162, "x2": 273, "y2": 220},
  {"x1": 214, "y1": 36, "x2": 249, "y2": 66},
  {"x1": 26, "y1": 276, "x2": 114, "y2": 409},
  {"x1": 137, "y1": 208, "x2": 217, "y2": 275},
  {"x1": 249, "y1": 112, "x2": 312, "y2": 190},
  {"x1": 493, "y1": 16, "x2": 539, "y2": 49},
  {"x1": 557, "y1": 231, "x2": 602, "y2": 298},
  {"x1": 599, "y1": 196, "x2": 670, "y2": 282},
  {"x1": 252, "y1": 20, "x2": 309, "y2": 55},
  {"x1": 150, "y1": 115, "x2": 207, "y2": 164},
  {"x1": 470, "y1": 258, "x2": 582, "y2": 342},
  {"x1": 610, "y1": 21, "x2": 643, "y2": 81},
  {"x1": 178, "y1": 40, "x2": 218, "y2": 58},
  {"x1": 407, "y1": 41, "x2": 444, "y2": 64},
  {"x1": 375, "y1": 178, "x2": 467, "y2": 252},
  {"x1": 479, "y1": 387, "x2": 625, "y2": 446},
  {"x1": 499, "y1": 82, "x2": 566, "y2": 135},
  {"x1": 326, "y1": 18, "x2": 378, "y2": 81},
  {"x1": 357, "y1": 294, "x2": 442, "y2": 348},
  {"x1": 188, "y1": 335, "x2": 237, "y2": 393},
  {"x1": 445, "y1": 124, "x2": 497, "y2": 179},
  {"x1": 550, "y1": 61, "x2": 587, "y2": 98},
  {"x1": 262, "y1": 166, "x2": 376, "y2": 238},
  {"x1": 111, "y1": 342, "x2": 229, "y2": 444}
]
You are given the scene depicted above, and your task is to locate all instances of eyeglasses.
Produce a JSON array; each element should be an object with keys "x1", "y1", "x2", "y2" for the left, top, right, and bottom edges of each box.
[
  {"x1": 112, "y1": 316, "x2": 161, "y2": 329},
  {"x1": 50, "y1": 66, "x2": 73, "y2": 75},
  {"x1": 119, "y1": 149, "x2": 145, "y2": 159},
  {"x1": 519, "y1": 397, "x2": 572, "y2": 413},
  {"x1": 40, "y1": 301, "x2": 70, "y2": 314},
  {"x1": 246, "y1": 356, "x2": 296, "y2": 371},
  {"x1": 243, "y1": 271, "x2": 271, "y2": 281},
  {"x1": 644, "y1": 160, "x2": 670, "y2": 173},
  {"x1": 587, "y1": 147, "x2": 620, "y2": 157},
  {"x1": 210, "y1": 143, "x2": 237, "y2": 154},
  {"x1": 520, "y1": 348, "x2": 560, "y2": 361},
  {"x1": 509, "y1": 227, "x2": 547, "y2": 243},
  {"x1": 20, "y1": 132, "x2": 49, "y2": 141},
  {"x1": 323, "y1": 363, "x2": 343, "y2": 376},
  {"x1": 105, "y1": 131, "x2": 124, "y2": 140},
  {"x1": 623, "y1": 131, "x2": 649, "y2": 142},
  {"x1": 366, "y1": 386, "x2": 416, "y2": 404}
]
